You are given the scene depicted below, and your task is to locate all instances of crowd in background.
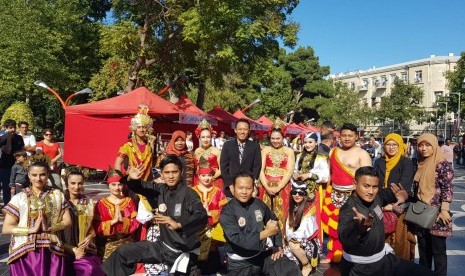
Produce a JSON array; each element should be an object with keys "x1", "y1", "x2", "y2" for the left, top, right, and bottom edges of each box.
[{"x1": 0, "y1": 108, "x2": 457, "y2": 276}]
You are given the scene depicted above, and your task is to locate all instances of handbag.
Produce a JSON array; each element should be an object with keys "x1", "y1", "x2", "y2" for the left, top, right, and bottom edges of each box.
[
  {"x1": 383, "y1": 211, "x2": 398, "y2": 234},
  {"x1": 404, "y1": 201, "x2": 439, "y2": 229}
]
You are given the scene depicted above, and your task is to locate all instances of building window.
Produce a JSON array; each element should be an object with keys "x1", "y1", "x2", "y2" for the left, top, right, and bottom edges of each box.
[
  {"x1": 372, "y1": 77, "x2": 378, "y2": 87},
  {"x1": 363, "y1": 79, "x2": 368, "y2": 88},
  {"x1": 350, "y1": 82, "x2": 355, "y2": 89},
  {"x1": 415, "y1": 70, "x2": 423, "y2": 83},
  {"x1": 380, "y1": 75, "x2": 387, "y2": 86},
  {"x1": 434, "y1": 91, "x2": 443, "y2": 102},
  {"x1": 401, "y1": 72, "x2": 407, "y2": 83},
  {"x1": 390, "y1": 74, "x2": 397, "y2": 83}
]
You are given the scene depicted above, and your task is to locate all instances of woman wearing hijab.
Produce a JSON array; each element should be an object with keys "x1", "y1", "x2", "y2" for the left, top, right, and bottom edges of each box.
[
  {"x1": 414, "y1": 133, "x2": 453, "y2": 276},
  {"x1": 374, "y1": 133, "x2": 415, "y2": 261},
  {"x1": 156, "y1": 130, "x2": 195, "y2": 186}
]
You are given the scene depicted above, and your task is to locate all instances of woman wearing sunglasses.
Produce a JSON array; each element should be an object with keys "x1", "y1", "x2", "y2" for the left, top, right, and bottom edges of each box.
[
  {"x1": 284, "y1": 181, "x2": 320, "y2": 276},
  {"x1": 36, "y1": 128, "x2": 63, "y2": 190}
]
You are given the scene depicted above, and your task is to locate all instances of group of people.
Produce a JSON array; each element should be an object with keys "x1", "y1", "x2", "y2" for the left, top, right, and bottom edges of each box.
[{"x1": 0, "y1": 105, "x2": 455, "y2": 276}]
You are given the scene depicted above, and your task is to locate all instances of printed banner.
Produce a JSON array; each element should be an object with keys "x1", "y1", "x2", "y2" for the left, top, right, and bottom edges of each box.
[{"x1": 179, "y1": 114, "x2": 217, "y2": 125}]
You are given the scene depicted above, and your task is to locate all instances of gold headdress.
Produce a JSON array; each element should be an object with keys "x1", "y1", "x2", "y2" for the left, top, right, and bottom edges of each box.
[
  {"x1": 26, "y1": 153, "x2": 51, "y2": 170},
  {"x1": 195, "y1": 119, "x2": 213, "y2": 137},
  {"x1": 64, "y1": 165, "x2": 90, "y2": 179},
  {"x1": 271, "y1": 117, "x2": 287, "y2": 135},
  {"x1": 130, "y1": 104, "x2": 153, "y2": 130}
]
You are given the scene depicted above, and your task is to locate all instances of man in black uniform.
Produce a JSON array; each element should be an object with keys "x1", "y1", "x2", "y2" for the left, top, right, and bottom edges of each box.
[
  {"x1": 101, "y1": 156, "x2": 208, "y2": 276},
  {"x1": 338, "y1": 166, "x2": 435, "y2": 276},
  {"x1": 220, "y1": 172, "x2": 301, "y2": 276}
]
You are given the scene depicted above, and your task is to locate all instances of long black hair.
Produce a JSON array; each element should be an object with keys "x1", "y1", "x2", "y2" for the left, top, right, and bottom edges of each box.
[{"x1": 288, "y1": 193, "x2": 310, "y2": 230}]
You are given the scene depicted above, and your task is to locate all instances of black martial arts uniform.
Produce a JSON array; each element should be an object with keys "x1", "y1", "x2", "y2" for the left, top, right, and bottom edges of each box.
[
  {"x1": 101, "y1": 178, "x2": 208, "y2": 276},
  {"x1": 220, "y1": 197, "x2": 301, "y2": 276},
  {"x1": 338, "y1": 190, "x2": 435, "y2": 276}
]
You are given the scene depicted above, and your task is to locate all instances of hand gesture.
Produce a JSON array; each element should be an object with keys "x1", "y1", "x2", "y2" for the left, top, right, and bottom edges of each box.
[
  {"x1": 265, "y1": 219, "x2": 279, "y2": 236},
  {"x1": 73, "y1": 247, "x2": 86, "y2": 259},
  {"x1": 31, "y1": 210, "x2": 44, "y2": 234},
  {"x1": 111, "y1": 205, "x2": 122, "y2": 225},
  {"x1": 390, "y1": 183, "x2": 408, "y2": 205},
  {"x1": 127, "y1": 164, "x2": 145, "y2": 180},
  {"x1": 78, "y1": 236, "x2": 92, "y2": 249},
  {"x1": 352, "y1": 207, "x2": 373, "y2": 233},
  {"x1": 154, "y1": 213, "x2": 181, "y2": 230}
]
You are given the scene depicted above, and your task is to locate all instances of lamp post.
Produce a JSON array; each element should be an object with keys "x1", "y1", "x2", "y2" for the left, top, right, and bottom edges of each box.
[
  {"x1": 437, "y1": 101, "x2": 448, "y2": 140},
  {"x1": 34, "y1": 80, "x2": 66, "y2": 109},
  {"x1": 65, "y1": 88, "x2": 93, "y2": 105},
  {"x1": 285, "y1": 110, "x2": 295, "y2": 123},
  {"x1": 241, "y1": 98, "x2": 261, "y2": 112},
  {"x1": 34, "y1": 81, "x2": 92, "y2": 108}
]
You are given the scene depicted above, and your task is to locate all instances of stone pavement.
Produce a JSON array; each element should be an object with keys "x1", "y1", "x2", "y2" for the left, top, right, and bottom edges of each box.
[{"x1": 0, "y1": 168, "x2": 465, "y2": 275}]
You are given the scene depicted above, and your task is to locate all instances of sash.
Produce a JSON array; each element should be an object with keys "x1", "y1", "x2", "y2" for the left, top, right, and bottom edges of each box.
[{"x1": 329, "y1": 148, "x2": 355, "y2": 190}]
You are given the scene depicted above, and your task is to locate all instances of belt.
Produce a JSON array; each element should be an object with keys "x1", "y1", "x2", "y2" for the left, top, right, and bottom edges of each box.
[
  {"x1": 163, "y1": 241, "x2": 189, "y2": 273},
  {"x1": 343, "y1": 243, "x2": 393, "y2": 264}
]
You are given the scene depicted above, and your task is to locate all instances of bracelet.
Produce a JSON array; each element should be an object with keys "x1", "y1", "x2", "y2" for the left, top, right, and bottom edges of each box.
[
  {"x1": 12, "y1": 227, "x2": 29, "y2": 236},
  {"x1": 48, "y1": 222, "x2": 66, "y2": 232},
  {"x1": 441, "y1": 209, "x2": 450, "y2": 212}
]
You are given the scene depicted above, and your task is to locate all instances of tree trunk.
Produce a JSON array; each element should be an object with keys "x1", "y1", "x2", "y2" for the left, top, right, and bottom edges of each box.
[{"x1": 196, "y1": 81, "x2": 206, "y2": 109}]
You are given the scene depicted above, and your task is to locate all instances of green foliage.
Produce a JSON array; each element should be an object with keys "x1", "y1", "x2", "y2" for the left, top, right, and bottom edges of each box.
[
  {"x1": 304, "y1": 82, "x2": 368, "y2": 128},
  {"x1": 0, "y1": 0, "x2": 109, "y2": 130},
  {"x1": 1, "y1": 102, "x2": 35, "y2": 129},
  {"x1": 377, "y1": 79, "x2": 425, "y2": 127},
  {"x1": 446, "y1": 51, "x2": 465, "y2": 114}
]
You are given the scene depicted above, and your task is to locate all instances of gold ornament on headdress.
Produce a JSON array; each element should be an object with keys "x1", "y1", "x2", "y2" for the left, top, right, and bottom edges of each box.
[
  {"x1": 272, "y1": 118, "x2": 286, "y2": 130},
  {"x1": 26, "y1": 153, "x2": 51, "y2": 170},
  {"x1": 195, "y1": 119, "x2": 213, "y2": 137},
  {"x1": 64, "y1": 165, "x2": 90, "y2": 179},
  {"x1": 130, "y1": 104, "x2": 153, "y2": 130}
]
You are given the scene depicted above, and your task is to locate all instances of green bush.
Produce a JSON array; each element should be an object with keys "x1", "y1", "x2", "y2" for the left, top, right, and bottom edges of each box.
[{"x1": 1, "y1": 101, "x2": 35, "y2": 129}]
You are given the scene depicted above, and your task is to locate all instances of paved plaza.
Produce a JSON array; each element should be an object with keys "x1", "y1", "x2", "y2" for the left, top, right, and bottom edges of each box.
[{"x1": 0, "y1": 167, "x2": 465, "y2": 275}]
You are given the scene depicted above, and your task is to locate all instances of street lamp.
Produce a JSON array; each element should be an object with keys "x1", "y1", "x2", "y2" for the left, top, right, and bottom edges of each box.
[
  {"x1": 437, "y1": 101, "x2": 448, "y2": 140},
  {"x1": 449, "y1": 77, "x2": 465, "y2": 142},
  {"x1": 65, "y1": 88, "x2": 93, "y2": 105},
  {"x1": 241, "y1": 98, "x2": 261, "y2": 112},
  {"x1": 34, "y1": 80, "x2": 66, "y2": 109},
  {"x1": 285, "y1": 110, "x2": 295, "y2": 123}
]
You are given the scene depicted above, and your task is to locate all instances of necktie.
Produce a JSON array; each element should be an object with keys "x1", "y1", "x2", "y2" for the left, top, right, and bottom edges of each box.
[{"x1": 238, "y1": 143, "x2": 244, "y2": 164}]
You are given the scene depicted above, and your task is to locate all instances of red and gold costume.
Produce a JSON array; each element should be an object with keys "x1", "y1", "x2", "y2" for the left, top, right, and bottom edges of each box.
[
  {"x1": 192, "y1": 185, "x2": 227, "y2": 227},
  {"x1": 194, "y1": 147, "x2": 223, "y2": 191},
  {"x1": 93, "y1": 197, "x2": 140, "y2": 261},
  {"x1": 117, "y1": 104, "x2": 154, "y2": 181},
  {"x1": 259, "y1": 146, "x2": 292, "y2": 231},
  {"x1": 321, "y1": 147, "x2": 355, "y2": 262}
]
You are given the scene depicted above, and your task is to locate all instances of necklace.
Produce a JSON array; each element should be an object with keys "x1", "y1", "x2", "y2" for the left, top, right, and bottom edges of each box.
[{"x1": 268, "y1": 147, "x2": 287, "y2": 167}]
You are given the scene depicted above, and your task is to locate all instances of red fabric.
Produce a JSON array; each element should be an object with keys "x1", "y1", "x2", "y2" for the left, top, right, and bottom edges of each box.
[
  {"x1": 165, "y1": 131, "x2": 187, "y2": 156},
  {"x1": 93, "y1": 197, "x2": 140, "y2": 237},
  {"x1": 175, "y1": 96, "x2": 211, "y2": 117},
  {"x1": 329, "y1": 148, "x2": 355, "y2": 187},
  {"x1": 66, "y1": 87, "x2": 179, "y2": 116},
  {"x1": 192, "y1": 186, "x2": 227, "y2": 226},
  {"x1": 193, "y1": 150, "x2": 223, "y2": 190},
  {"x1": 208, "y1": 106, "x2": 237, "y2": 125},
  {"x1": 64, "y1": 115, "x2": 130, "y2": 170},
  {"x1": 298, "y1": 123, "x2": 319, "y2": 132},
  {"x1": 36, "y1": 141, "x2": 60, "y2": 168},
  {"x1": 107, "y1": 176, "x2": 121, "y2": 184},
  {"x1": 257, "y1": 115, "x2": 273, "y2": 126}
]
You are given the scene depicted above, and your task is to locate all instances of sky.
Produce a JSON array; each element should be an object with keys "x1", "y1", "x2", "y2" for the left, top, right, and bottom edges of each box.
[{"x1": 290, "y1": 0, "x2": 465, "y2": 74}]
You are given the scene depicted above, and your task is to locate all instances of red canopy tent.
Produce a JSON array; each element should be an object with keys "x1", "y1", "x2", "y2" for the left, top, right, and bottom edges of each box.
[
  {"x1": 232, "y1": 110, "x2": 270, "y2": 131},
  {"x1": 256, "y1": 115, "x2": 273, "y2": 127},
  {"x1": 175, "y1": 96, "x2": 217, "y2": 126},
  {"x1": 287, "y1": 122, "x2": 307, "y2": 135},
  {"x1": 207, "y1": 106, "x2": 239, "y2": 135},
  {"x1": 64, "y1": 87, "x2": 179, "y2": 170},
  {"x1": 298, "y1": 122, "x2": 319, "y2": 133}
]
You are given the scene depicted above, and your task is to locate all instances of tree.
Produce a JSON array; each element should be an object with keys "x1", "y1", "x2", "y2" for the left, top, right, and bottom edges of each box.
[
  {"x1": 446, "y1": 51, "x2": 465, "y2": 115},
  {"x1": 277, "y1": 46, "x2": 330, "y2": 122},
  {"x1": 1, "y1": 102, "x2": 35, "y2": 130},
  {"x1": 304, "y1": 81, "x2": 368, "y2": 127},
  {"x1": 96, "y1": 0, "x2": 299, "y2": 109},
  {"x1": 376, "y1": 79, "x2": 425, "y2": 133},
  {"x1": 0, "y1": 0, "x2": 109, "y2": 129}
]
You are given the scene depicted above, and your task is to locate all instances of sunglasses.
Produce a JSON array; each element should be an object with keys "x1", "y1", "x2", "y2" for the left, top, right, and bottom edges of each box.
[
  {"x1": 44, "y1": 133, "x2": 53, "y2": 136},
  {"x1": 291, "y1": 190, "x2": 306, "y2": 196}
]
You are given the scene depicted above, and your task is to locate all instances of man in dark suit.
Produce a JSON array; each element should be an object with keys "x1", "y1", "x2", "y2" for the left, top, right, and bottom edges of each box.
[{"x1": 220, "y1": 118, "x2": 261, "y2": 197}]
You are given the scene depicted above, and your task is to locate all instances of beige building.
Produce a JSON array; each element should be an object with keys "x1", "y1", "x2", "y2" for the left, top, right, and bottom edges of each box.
[{"x1": 329, "y1": 54, "x2": 460, "y2": 135}]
